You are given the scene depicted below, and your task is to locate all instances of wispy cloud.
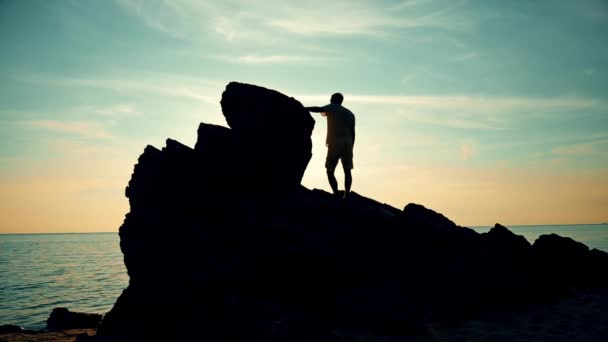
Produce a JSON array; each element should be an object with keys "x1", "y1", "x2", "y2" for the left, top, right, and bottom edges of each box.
[
  {"x1": 116, "y1": 0, "x2": 471, "y2": 42},
  {"x1": 116, "y1": 0, "x2": 191, "y2": 39},
  {"x1": 20, "y1": 120, "x2": 112, "y2": 139},
  {"x1": 552, "y1": 139, "x2": 608, "y2": 156},
  {"x1": 22, "y1": 71, "x2": 608, "y2": 133},
  {"x1": 398, "y1": 110, "x2": 507, "y2": 130},
  {"x1": 81, "y1": 104, "x2": 141, "y2": 117},
  {"x1": 23, "y1": 72, "x2": 223, "y2": 104},
  {"x1": 297, "y1": 94, "x2": 606, "y2": 131},
  {"x1": 297, "y1": 94, "x2": 604, "y2": 110},
  {"x1": 552, "y1": 143, "x2": 594, "y2": 155},
  {"x1": 221, "y1": 54, "x2": 342, "y2": 64},
  {"x1": 267, "y1": 1, "x2": 469, "y2": 36},
  {"x1": 453, "y1": 51, "x2": 479, "y2": 61}
]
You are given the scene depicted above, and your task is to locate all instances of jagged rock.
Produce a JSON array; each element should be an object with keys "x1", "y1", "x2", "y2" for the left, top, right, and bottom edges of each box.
[
  {"x1": 46, "y1": 308, "x2": 102, "y2": 331},
  {"x1": 533, "y1": 233, "x2": 589, "y2": 257},
  {"x1": 402, "y1": 203, "x2": 457, "y2": 231},
  {"x1": 482, "y1": 223, "x2": 531, "y2": 253},
  {"x1": 402, "y1": 203, "x2": 477, "y2": 237},
  {"x1": 97, "y1": 83, "x2": 608, "y2": 341},
  {"x1": 532, "y1": 234, "x2": 608, "y2": 290}
]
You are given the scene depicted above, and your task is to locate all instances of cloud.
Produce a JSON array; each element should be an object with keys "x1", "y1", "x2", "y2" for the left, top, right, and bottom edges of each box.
[
  {"x1": 298, "y1": 94, "x2": 605, "y2": 130},
  {"x1": 267, "y1": 1, "x2": 469, "y2": 36},
  {"x1": 23, "y1": 72, "x2": 223, "y2": 104},
  {"x1": 552, "y1": 144, "x2": 593, "y2": 155},
  {"x1": 22, "y1": 72, "x2": 607, "y2": 133},
  {"x1": 83, "y1": 104, "x2": 141, "y2": 117},
  {"x1": 116, "y1": 0, "x2": 191, "y2": 39},
  {"x1": 400, "y1": 111, "x2": 507, "y2": 130},
  {"x1": 298, "y1": 94, "x2": 602, "y2": 110},
  {"x1": 453, "y1": 51, "x2": 479, "y2": 61},
  {"x1": 116, "y1": 0, "x2": 471, "y2": 42},
  {"x1": 20, "y1": 120, "x2": 111, "y2": 139},
  {"x1": 221, "y1": 54, "x2": 342, "y2": 64}
]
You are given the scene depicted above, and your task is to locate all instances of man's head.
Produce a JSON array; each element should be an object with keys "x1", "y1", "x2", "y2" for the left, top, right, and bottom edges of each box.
[{"x1": 330, "y1": 93, "x2": 344, "y2": 105}]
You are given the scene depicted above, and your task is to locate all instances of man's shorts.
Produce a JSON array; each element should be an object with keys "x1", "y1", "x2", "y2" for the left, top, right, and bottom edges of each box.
[{"x1": 326, "y1": 137, "x2": 354, "y2": 170}]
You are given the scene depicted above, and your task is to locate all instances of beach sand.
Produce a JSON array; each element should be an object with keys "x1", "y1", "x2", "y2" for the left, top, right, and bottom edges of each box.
[{"x1": 0, "y1": 329, "x2": 94, "y2": 342}]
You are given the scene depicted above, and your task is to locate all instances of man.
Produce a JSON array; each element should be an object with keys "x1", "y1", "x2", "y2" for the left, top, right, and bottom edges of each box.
[{"x1": 305, "y1": 93, "x2": 356, "y2": 199}]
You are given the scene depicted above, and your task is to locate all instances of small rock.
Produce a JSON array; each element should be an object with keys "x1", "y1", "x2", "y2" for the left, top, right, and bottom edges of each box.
[
  {"x1": 47, "y1": 307, "x2": 102, "y2": 331},
  {"x1": 0, "y1": 324, "x2": 23, "y2": 333}
]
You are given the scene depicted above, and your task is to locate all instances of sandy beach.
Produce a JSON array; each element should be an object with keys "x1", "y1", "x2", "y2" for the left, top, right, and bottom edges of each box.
[{"x1": 0, "y1": 329, "x2": 94, "y2": 342}]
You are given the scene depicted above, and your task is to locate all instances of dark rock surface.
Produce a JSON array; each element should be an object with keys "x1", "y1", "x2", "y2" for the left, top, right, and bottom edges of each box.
[
  {"x1": 0, "y1": 324, "x2": 23, "y2": 334},
  {"x1": 47, "y1": 308, "x2": 102, "y2": 331},
  {"x1": 220, "y1": 82, "x2": 315, "y2": 190},
  {"x1": 97, "y1": 82, "x2": 608, "y2": 341}
]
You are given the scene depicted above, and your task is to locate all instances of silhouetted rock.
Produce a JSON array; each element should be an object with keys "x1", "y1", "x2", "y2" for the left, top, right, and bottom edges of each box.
[
  {"x1": 402, "y1": 203, "x2": 458, "y2": 231},
  {"x1": 97, "y1": 82, "x2": 608, "y2": 341},
  {"x1": 533, "y1": 233, "x2": 589, "y2": 257},
  {"x1": 0, "y1": 324, "x2": 23, "y2": 334},
  {"x1": 482, "y1": 223, "x2": 531, "y2": 253},
  {"x1": 221, "y1": 82, "x2": 315, "y2": 190},
  {"x1": 532, "y1": 234, "x2": 608, "y2": 291},
  {"x1": 47, "y1": 308, "x2": 102, "y2": 331}
]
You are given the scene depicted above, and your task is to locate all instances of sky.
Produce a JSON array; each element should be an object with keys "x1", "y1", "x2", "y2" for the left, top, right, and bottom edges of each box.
[{"x1": 1, "y1": 0, "x2": 607, "y2": 233}]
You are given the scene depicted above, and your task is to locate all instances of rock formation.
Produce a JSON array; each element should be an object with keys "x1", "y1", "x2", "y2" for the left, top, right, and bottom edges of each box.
[
  {"x1": 47, "y1": 308, "x2": 102, "y2": 331},
  {"x1": 97, "y1": 82, "x2": 608, "y2": 341}
]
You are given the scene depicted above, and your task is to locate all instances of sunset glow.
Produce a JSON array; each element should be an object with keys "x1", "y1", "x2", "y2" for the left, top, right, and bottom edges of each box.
[{"x1": 1, "y1": 0, "x2": 607, "y2": 232}]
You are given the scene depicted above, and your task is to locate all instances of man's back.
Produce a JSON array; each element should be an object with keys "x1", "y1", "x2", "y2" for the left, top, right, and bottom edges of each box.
[
  {"x1": 323, "y1": 103, "x2": 355, "y2": 146},
  {"x1": 304, "y1": 92, "x2": 355, "y2": 198}
]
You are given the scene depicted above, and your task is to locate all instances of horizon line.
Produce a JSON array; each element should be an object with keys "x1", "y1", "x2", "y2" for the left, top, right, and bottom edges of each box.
[{"x1": 1, "y1": 222, "x2": 607, "y2": 235}]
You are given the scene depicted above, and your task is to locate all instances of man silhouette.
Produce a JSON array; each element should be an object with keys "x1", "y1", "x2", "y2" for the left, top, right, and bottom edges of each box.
[{"x1": 305, "y1": 93, "x2": 356, "y2": 199}]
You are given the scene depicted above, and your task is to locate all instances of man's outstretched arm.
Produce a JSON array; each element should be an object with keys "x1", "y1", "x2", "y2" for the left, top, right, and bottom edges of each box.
[{"x1": 305, "y1": 106, "x2": 325, "y2": 113}]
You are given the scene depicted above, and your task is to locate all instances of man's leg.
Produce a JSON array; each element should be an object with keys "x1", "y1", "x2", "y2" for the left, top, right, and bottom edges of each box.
[
  {"x1": 325, "y1": 144, "x2": 340, "y2": 196},
  {"x1": 342, "y1": 140, "x2": 354, "y2": 199},
  {"x1": 326, "y1": 166, "x2": 339, "y2": 195},
  {"x1": 344, "y1": 168, "x2": 352, "y2": 199}
]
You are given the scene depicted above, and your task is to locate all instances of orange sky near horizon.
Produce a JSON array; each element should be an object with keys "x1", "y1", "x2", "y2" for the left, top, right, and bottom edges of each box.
[{"x1": 1, "y1": 130, "x2": 607, "y2": 234}]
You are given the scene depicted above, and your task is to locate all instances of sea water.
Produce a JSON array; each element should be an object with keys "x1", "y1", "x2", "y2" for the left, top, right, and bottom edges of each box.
[
  {"x1": 1, "y1": 225, "x2": 607, "y2": 330},
  {"x1": 0, "y1": 233, "x2": 127, "y2": 330}
]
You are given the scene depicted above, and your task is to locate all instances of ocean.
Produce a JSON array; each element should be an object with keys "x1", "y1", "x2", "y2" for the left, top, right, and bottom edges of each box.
[{"x1": 1, "y1": 225, "x2": 607, "y2": 330}]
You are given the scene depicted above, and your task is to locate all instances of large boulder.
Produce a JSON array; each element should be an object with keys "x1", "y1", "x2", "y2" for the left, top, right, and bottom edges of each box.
[{"x1": 220, "y1": 82, "x2": 315, "y2": 190}]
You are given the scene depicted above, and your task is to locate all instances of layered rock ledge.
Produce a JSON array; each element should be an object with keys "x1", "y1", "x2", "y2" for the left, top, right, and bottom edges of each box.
[{"x1": 96, "y1": 83, "x2": 608, "y2": 341}]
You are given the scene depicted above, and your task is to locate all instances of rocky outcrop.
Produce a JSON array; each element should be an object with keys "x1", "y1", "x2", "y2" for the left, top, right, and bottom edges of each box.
[{"x1": 97, "y1": 82, "x2": 608, "y2": 341}]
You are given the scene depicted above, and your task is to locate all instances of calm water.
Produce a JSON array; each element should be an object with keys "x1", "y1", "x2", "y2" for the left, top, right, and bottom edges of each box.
[
  {"x1": 0, "y1": 233, "x2": 127, "y2": 330},
  {"x1": 1, "y1": 225, "x2": 607, "y2": 330}
]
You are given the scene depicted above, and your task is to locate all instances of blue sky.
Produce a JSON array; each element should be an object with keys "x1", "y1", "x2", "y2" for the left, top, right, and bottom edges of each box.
[{"x1": 1, "y1": 0, "x2": 607, "y2": 232}]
